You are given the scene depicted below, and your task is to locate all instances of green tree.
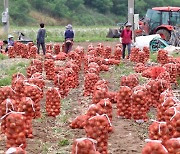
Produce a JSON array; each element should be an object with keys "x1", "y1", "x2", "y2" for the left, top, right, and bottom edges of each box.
[
  {"x1": 10, "y1": 0, "x2": 31, "y2": 25},
  {"x1": 65, "y1": 0, "x2": 84, "y2": 10}
]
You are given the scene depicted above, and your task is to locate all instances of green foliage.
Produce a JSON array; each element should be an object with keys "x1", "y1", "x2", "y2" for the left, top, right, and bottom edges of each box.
[
  {"x1": 58, "y1": 139, "x2": 70, "y2": 147},
  {"x1": 0, "y1": 0, "x2": 180, "y2": 26},
  {"x1": 0, "y1": 54, "x2": 8, "y2": 61},
  {"x1": 9, "y1": 0, "x2": 31, "y2": 25}
]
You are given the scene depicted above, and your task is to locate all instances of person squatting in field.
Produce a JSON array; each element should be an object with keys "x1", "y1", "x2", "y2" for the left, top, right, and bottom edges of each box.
[
  {"x1": 64, "y1": 24, "x2": 74, "y2": 53},
  {"x1": 37, "y1": 23, "x2": 46, "y2": 55},
  {"x1": 120, "y1": 22, "x2": 133, "y2": 59}
]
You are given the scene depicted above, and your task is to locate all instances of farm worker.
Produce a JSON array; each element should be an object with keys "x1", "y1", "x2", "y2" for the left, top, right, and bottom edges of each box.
[
  {"x1": 64, "y1": 24, "x2": 74, "y2": 53},
  {"x1": 0, "y1": 40, "x2": 8, "y2": 53},
  {"x1": 8, "y1": 35, "x2": 14, "y2": 46},
  {"x1": 37, "y1": 23, "x2": 46, "y2": 55},
  {"x1": 120, "y1": 22, "x2": 132, "y2": 59}
]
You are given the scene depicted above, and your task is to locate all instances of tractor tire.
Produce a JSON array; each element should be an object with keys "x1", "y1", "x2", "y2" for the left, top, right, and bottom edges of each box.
[{"x1": 156, "y1": 29, "x2": 171, "y2": 41}]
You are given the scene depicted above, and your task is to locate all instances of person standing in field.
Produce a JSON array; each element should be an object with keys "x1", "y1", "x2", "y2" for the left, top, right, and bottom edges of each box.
[
  {"x1": 64, "y1": 24, "x2": 74, "y2": 53},
  {"x1": 120, "y1": 22, "x2": 132, "y2": 59},
  {"x1": 37, "y1": 23, "x2": 46, "y2": 55}
]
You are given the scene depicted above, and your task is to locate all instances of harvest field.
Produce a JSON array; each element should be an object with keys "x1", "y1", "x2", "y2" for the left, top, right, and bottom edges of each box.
[
  {"x1": 0, "y1": 26, "x2": 118, "y2": 43},
  {"x1": 0, "y1": 41, "x2": 179, "y2": 154}
]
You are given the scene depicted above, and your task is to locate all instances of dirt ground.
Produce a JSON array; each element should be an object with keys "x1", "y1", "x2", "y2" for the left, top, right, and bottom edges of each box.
[{"x1": 0, "y1": 41, "x2": 158, "y2": 154}]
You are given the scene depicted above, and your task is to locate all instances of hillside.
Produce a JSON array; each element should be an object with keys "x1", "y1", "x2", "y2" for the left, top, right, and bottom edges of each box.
[{"x1": 0, "y1": 0, "x2": 180, "y2": 26}]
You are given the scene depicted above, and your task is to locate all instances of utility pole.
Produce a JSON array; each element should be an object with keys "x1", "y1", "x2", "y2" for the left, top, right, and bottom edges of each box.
[
  {"x1": 128, "y1": 0, "x2": 135, "y2": 42},
  {"x1": 2, "y1": 0, "x2": 9, "y2": 37}
]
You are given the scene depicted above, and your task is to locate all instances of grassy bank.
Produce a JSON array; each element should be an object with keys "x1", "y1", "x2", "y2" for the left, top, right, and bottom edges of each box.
[{"x1": 0, "y1": 26, "x2": 118, "y2": 43}]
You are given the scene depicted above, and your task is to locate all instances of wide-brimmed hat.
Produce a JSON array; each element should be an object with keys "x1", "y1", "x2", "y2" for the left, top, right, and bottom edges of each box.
[
  {"x1": 126, "y1": 22, "x2": 132, "y2": 27},
  {"x1": 65, "y1": 24, "x2": 72, "y2": 29},
  {"x1": 8, "y1": 35, "x2": 14, "y2": 39}
]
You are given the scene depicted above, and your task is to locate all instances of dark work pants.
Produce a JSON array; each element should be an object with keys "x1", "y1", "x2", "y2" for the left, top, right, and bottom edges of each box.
[
  {"x1": 37, "y1": 42, "x2": 46, "y2": 55},
  {"x1": 122, "y1": 43, "x2": 131, "y2": 59}
]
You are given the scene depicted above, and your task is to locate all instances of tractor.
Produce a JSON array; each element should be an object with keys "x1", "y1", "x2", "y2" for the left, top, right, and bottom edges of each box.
[{"x1": 107, "y1": 6, "x2": 180, "y2": 41}]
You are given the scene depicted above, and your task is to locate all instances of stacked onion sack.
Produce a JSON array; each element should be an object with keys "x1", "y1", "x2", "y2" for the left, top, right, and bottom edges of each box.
[
  {"x1": 84, "y1": 72, "x2": 99, "y2": 96},
  {"x1": 146, "y1": 79, "x2": 169, "y2": 108},
  {"x1": 23, "y1": 82, "x2": 43, "y2": 118},
  {"x1": 148, "y1": 120, "x2": 170, "y2": 144},
  {"x1": 132, "y1": 86, "x2": 148, "y2": 122},
  {"x1": 54, "y1": 43, "x2": 61, "y2": 54},
  {"x1": 137, "y1": 50, "x2": 147, "y2": 64},
  {"x1": 134, "y1": 63, "x2": 147, "y2": 73},
  {"x1": 11, "y1": 73, "x2": 26, "y2": 101},
  {"x1": 142, "y1": 140, "x2": 168, "y2": 154},
  {"x1": 157, "y1": 95, "x2": 177, "y2": 121},
  {"x1": 164, "y1": 63, "x2": 177, "y2": 84},
  {"x1": 5, "y1": 112, "x2": 27, "y2": 149},
  {"x1": 28, "y1": 73, "x2": 45, "y2": 92},
  {"x1": 0, "y1": 98, "x2": 16, "y2": 134},
  {"x1": 64, "y1": 68, "x2": 77, "y2": 89},
  {"x1": 21, "y1": 44, "x2": 29, "y2": 59},
  {"x1": 68, "y1": 51, "x2": 82, "y2": 70},
  {"x1": 85, "y1": 114, "x2": 111, "y2": 154},
  {"x1": 117, "y1": 86, "x2": 132, "y2": 119},
  {"x1": 75, "y1": 46, "x2": 84, "y2": 61},
  {"x1": 164, "y1": 138, "x2": 180, "y2": 153},
  {"x1": 120, "y1": 74, "x2": 139, "y2": 89},
  {"x1": 157, "y1": 71, "x2": 171, "y2": 87},
  {"x1": 130, "y1": 47, "x2": 139, "y2": 62},
  {"x1": 70, "y1": 115, "x2": 88, "y2": 129},
  {"x1": 157, "y1": 49, "x2": 169, "y2": 65},
  {"x1": 96, "y1": 43, "x2": 104, "y2": 56},
  {"x1": 8, "y1": 46, "x2": 15, "y2": 58},
  {"x1": 18, "y1": 97, "x2": 35, "y2": 138},
  {"x1": 29, "y1": 46, "x2": 37, "y2": 58},
  {"x1": 44, "y1": 59, "x2": 55, "y2": 80},
  {"x1": 66, "y1": 61, "x2": 79, "y2": 88},
  {"x1": 5, "y1": 147, "x2": 26, "y2": 154},
  {"x1": 103, "y1": 46, "x2": 112, "y2": 59},
  {"x1": 46, "y1": 43, "x2": 53, "y2": 53},
  {"x1": 143, "y1": 46, "x2": 150, "y2": 61},
  {"x1": 46, "y1": 88, "x2": 61, "y2": 117},
  {"x1": 164, "y1": 105, "x2": 180, "y2": 138},
  {"x1": 92, "y1": 80, "x2": 109, "y2": 104},
  {"x1": 26, "y1": 65, "x2": 37, "y2": 78},
  {"x1": 31, "y1": 59, "x2": 43, "y2": 73},
  {"x1": 87, "y1": 62, "x2": 100, "y2": 75},
  {"x1": 54, "y1": 71, "x2": 69, "y2": 98},
  {"x1": 71, "y1": 138, "x2": 100, "y2": 154},
  {"x1": 114, "y1": 44, "x2": 122, "y2": 60}
]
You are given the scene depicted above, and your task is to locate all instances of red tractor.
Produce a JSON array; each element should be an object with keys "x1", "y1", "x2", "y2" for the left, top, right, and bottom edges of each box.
[
  {"x1": 140, "y1": 6, "x2": 180, "y2": 41},
  {"x1": 107, "y1": 6, "x2": 180, "y2": 41}
]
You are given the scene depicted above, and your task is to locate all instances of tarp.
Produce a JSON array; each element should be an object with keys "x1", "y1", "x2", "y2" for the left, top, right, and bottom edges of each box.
[{"x1": 134, "y1": 34, "x2": 161, "y2": 49}]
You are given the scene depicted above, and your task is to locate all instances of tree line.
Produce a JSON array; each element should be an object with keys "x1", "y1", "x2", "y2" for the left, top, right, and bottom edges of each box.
[{"x1": 0, "y1": 0, "x2": 179, "y2": 25}]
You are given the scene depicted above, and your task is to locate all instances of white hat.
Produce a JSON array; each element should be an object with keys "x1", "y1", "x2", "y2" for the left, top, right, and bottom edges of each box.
[
  {"x1": 126, "y1": 22, "x2": 132, "y2": 27},
  {"x1": 8, "y1": 35, "x2": 14, "y2": 39},
  {"x1": 65, "y1": 24, "x2": 72, "y2": 29}
]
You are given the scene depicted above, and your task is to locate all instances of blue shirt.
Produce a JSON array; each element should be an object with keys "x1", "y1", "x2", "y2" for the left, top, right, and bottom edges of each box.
[
  {"x1": 8, "y1": 39, "x2": 14, "y2": 46},
  {"x1": 65, "y1": 30, "x2": 74, "y2": 39}
]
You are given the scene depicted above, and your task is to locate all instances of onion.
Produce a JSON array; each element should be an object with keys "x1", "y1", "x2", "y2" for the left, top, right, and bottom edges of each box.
[
  {"x1": 5, "y1": 112, "x2": 27, "y2": 149},
  {"x1": 71, "y1": 138, "x2": 99, "y2": 154},
  {"x1": 46, "y1": 88, "x2": 61, "y2": 117},
  {"x1": 117, "y1": 86, "x2": 132, "y2": 119},
  {"x1": 142, "y1": 140, "x2": 168, "y2": 154}
]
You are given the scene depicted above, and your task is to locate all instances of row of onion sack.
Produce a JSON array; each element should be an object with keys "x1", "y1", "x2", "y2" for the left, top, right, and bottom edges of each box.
[
  {"x1": 70, "y1": 73, "x2": 179, "y2": 154},
  {"x1": 1, "y1": 43, "x2": 124, "y2": 153},
  {"x1": 134, "y1": 49, "x2": 180, "y2": 84},
  {"x1": 7, "y1": 42, "x2": 67, "y2": 59}
]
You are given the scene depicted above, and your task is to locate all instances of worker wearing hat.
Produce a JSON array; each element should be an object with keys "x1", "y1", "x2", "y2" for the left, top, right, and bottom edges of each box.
[
  {"x1": 8, "y1": 35, "x2": 14, "y2": 46},
  {"x1": 64, "y1": 24, "x2": 74, "y2": 53},
  {"x1": 120, "y1": 22, "x2": 132, "y2": 59}
]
